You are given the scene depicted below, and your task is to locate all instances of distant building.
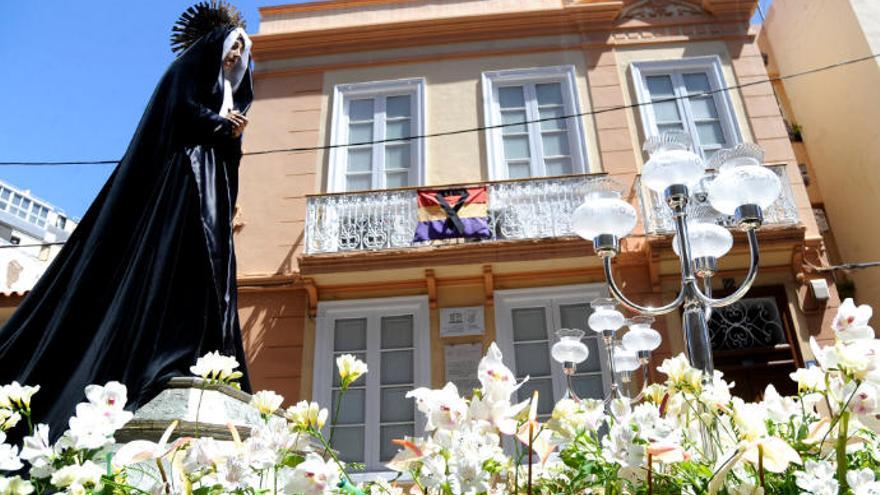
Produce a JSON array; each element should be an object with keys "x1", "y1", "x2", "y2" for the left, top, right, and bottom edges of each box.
[{"x1": 0, "y1": 179, "x2": 78, "y2": 324}]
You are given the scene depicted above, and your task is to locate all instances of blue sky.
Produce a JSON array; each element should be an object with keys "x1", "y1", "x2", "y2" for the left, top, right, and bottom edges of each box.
[{"x1": 1, "y1": 0, "x2": 772, "y2": 219}]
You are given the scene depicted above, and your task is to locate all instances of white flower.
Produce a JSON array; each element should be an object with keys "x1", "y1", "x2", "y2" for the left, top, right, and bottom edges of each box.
[
  {"x1": 113, "y1": 420, "x2": 187, "y2": 468},
  {"x1": 285, "y1": 400, "x2": 328, "y2": 430},
  {"x1": 795, "y1": 460, "x2": 838, "y2": 495},
  {"x1": 0, "y1": 444, "x2": 22, "y2": 472},
  {"x1": 84, "y1": 382, "x2": 127, "y2": 411},
  {"x1": 181, "y1": 436, "x2": 236, "y2": 474},
  {"x1": 657, "y1": 354, "x2": 701, "y2": 391},
  {"x1": 549, "y1": 398, "x2": 606, "y2": 437},
  {"x1": 190, "y1": 351, "x2": 243, "y2": 383},
  {"x1": 407, "y1": 382, "x2": 468, "y2": 432},
  {"x1": 0, "y1": 410, "x2": 20, "y2": 432},
  {"x1": 369, "y1": 478, "x2": 403, "y2": 495},
  {"x1": 336, "y1": 354, "x2": 368, "y2": 388},
  {"x1": 66, "y1": 400, "x2": 132, "y2": 450},
  {"x1": 284, "y1": 453, "x2": 340, "y2": 495},
  {"x1": 833, "y1": 299, "x2": 875, "y2": 342},
  {"x1": 0, "y1": 383, "x2": 39, "y2": 412},
  {"x1": 250, "y1": 390, "x2": 284, "y2": 417},
  {"x1": 848, "y1": 468, "x2": 880, "y2": 495},
  {"x1": 762, "y1": 384, "x2": 800, "y2": 423},
  {"x1": 477, "y1": 343, "x2": 524, "y2": 403},
  {"x1": 791, "y1": 366, "x2": 827, "y2": 392},
  {"x1": 19, "y1": 424, "x2": 54, "y2": 479},
  {"x1": 0, "y1": 476, "x2": 34, "y2": 495},
  {"x1": 50, "y1": 461, "x2": 103, "y2": 493}
]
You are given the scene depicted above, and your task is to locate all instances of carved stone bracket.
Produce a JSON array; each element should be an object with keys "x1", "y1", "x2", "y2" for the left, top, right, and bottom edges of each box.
[
  {"x1": 303, "y1": 278, "x2": 318, "y2": 318},
  {"x1": 482, "y1": 265, "x2": 495, "y2": 307},
  {"x1": 425, "y1": 269, "x2": 437, "y2": 309}
]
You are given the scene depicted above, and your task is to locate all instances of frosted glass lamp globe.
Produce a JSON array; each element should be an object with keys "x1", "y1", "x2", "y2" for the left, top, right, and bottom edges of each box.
[
  {"x1": 622, "y1": 316, "x2": 662, "y2": 353},
  {"x1": 612, "y1": 345, "x2": 641, "y2": 372},
  {"x1": 641, "y1": 132, "x2": 706, "y2": 193},
  {"x1": 572, "y1": 191, "x2": 638, "y2": 240},
  {"x1": 707, "y1": 143, "x2": 781, "y2": 215},
  {"x1": 588, "y1": 298, "x2": 625, "y2": 333},
  {"x1": 672, "y1": 222, "x2": 733, "y2": 259},
  {"x1": 552, "y1": 328, "x2": 589, "y2": 364}
]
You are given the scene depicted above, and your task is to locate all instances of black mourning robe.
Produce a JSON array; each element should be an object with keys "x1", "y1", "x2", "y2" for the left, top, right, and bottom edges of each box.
[{"x1": 0, "y1": 26, "x2": 253, "y2": 441}]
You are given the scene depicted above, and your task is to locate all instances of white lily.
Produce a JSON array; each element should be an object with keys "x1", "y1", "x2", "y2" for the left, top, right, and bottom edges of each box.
[{"x1": 112, "y1": 420, "x2": 188, "y2": 468}]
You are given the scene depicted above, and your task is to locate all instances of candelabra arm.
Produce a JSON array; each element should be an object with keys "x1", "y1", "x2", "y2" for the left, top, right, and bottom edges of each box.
[
  {"x1": 604, "y1": 256, "x2": 685, "y2": 315},
  {"x1": 703, "y1": 276, "x2": 713, "y2": 320},
  {"x1": 692, "y1": 229, "x2": 760, "y2": 308}
]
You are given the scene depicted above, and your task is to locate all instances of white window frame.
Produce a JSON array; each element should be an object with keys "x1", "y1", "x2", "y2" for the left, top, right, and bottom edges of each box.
[
  {"x1": 494, "y1": 284, "x2": 611, "y2": 406},
  {"x1": 328, "y1": 78, "x2": 426, "y2": 193},
  {"x1": 313, "y1": 295, "x2": 431, "y2": 472},
  {"x1": 481, "y1": 66, "x2": 590, "y2": 180},
  {"x1": 630, "y1": 56, "x2": 743, "y2": 159}
]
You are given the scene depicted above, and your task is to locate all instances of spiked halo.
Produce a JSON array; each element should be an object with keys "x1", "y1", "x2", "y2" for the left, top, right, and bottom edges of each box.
[{"x1": 170, "y1": 1, "x2": 247, "y2": 55}]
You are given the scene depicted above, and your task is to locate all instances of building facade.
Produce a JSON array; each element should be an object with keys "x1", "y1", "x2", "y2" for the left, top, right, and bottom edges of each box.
[
  {"x1": 759, "y1": 0, "x2": 880, "y2": 312},
  {"x1": 235, "y1": 0, "x2": 840, "y2": 470},
  {"x1": 0, "y1": 179, "x2": 77, "y2": 324}
]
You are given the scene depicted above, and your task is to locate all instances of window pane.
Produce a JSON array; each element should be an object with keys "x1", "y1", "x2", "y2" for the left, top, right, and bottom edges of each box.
[
  {"x1": 333, "y1": 352, "x2": 367, "y2": 387},
  {"x1": 582, "y1": 338, "x2": 602, "y2": 373},
  {"x1": 535, "y1": 83, "x2": 563, "y2": 106},
  {"x1": 386, "y1": 95, "x2": 411, "y2": 118},
  {"x1": 381, "y1": 315, "x2": 414, "y2": 349},
  {"x1": 349, "y1": 123, "x2": 373, "y2": 143},
  {"x1": 503, "y1": 136, "x2": 530, "y2": 160},
  {"x1": 657, "y1": 123, "x2": 685, "y2": 135},
  {"x1": 645, "y1": 75, "x2": 675, "y2": 97},
  {"x1": 499, "y1": 86, "x2": 525, "y2": 109},
  {"x1": 545, "y1": 158, "x2": 572, "y2": 176},
  {"x1": 332, "y1": 388, "x2": 366, "y2": 424},
  {"x1": 514, "y1": 343, "x2": 551, "y2": 377},
  {"x1": 349, "y1": 99, "x2": 374, "y2": 122},
  {"x1": 516, "y1": 378, "x2": 554, "y2": 416},
  {"x1": 334, "y1": 319, "x2": 367, "y2": 351},
  {"x1": 385, "y1": 144, "x2": 411, "y2": 169},
  {"x1": 571, "y1": 374, "x2": 604, "y2": 400},
  {"x1": 381, "y1": 350, "x2": 414, "y2": 385},
  {"x1": 501, "y1": 110, "x2": 528, "y2": 134},
  {"x1": 541, "y1": 132, "x2": 570, "y2": 157},
  {"x1": 380, "y1": 424, "x2": 414, "y2": 461},
  {"x1": 346, "y1": 174, "x2": 372, "y2": 192},
  {"x1": 539, "y1": 107, "x2": 567, "y2": 131},
  {"x1": 512, "y1": 307, "x2": 547, "y2": 341},
  {"x1": 559, "y1": 304, "x2": 588, "y2": 330},
  {"x1": 386, "y1": 120, "x2": 411, "y2": 140},
  {"x1": 683, "y1": 73, "x2": 711, "y2": 94},
  {"x1": 696, "y1": 121, "x2": 725, "y2": 147},
  {"x1": 380, "y1": 387, "x2": 414, "y2": 422},
  {"x1": 347, "y1": 148, "x2": 372, "y2": 173},
  {"x1": 385, "y1": 172, "x2": 408, "y2": 189},
  {"x1": 507, "y1": 162, "x2": 531, "y2": 179},
  {"x1": 688, "y1": 97, "x2": 719, "y2": 120},
  {"x1": 652, "y1": 100, "x2": 681, "y2": 123},
  {"x1": 331, "y1": 426, "x2": 364, "y2": 463}
]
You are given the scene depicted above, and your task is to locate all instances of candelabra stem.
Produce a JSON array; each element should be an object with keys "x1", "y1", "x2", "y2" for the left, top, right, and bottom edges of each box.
[{"x1": 682, "y1": 304, "x2": 715, "y2": 381}]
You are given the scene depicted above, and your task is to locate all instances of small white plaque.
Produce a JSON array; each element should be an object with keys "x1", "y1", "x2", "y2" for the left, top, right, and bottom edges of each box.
[
  {"x1": 439, "y1": 306, "x2": 485, "y2": 337},
  {"x1": 444, "y1": 343, "x2": 483, "y2": 393}
]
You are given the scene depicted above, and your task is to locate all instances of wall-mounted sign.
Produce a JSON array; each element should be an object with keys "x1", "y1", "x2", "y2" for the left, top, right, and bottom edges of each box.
[
  {"x1": 444, "y1": 343, "x2": 482, "y2": 393},
  {"x1": 439, "y1": 306, "x2": 485, "y2": 337}
]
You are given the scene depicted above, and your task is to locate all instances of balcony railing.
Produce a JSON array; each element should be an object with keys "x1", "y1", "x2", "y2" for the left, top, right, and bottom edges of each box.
[
  {"x1": 304, "y1": 174, "x2": 618, "y2": 254},
  {"x1": 304, "y1": 165, "x2": 801, "y2": 255},
  {"x1": 637, "y1": 164, "x2": 800, "y2": 234}
]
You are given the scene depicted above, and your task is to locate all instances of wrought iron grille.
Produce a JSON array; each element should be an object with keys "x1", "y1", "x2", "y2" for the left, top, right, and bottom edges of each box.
[{"x1": 707, "y1": 296, "x2": 787, "y2": 351}]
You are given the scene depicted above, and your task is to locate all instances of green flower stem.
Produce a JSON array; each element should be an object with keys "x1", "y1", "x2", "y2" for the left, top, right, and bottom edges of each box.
[
  {"x1": 836, "y1": 410, "x2": 850, "y2": 494},
  {"x1": 818, "y1": 385, "x2": 859, "y2": 455},
  {"x1": 328, "y1": 384, "x2": 348, "y2": 450},
  {"x1": 24, "y1": 409, "x2": 33, "y2": 436},
  {"x1": 757, "y1": 443, "x2": 765, "y2": 491},
  {"x1": 312, "y1": 426, "x2": 354, "y2": 486},
  {"x1": 195, "y1": 381, "x2": 207, "y2": 438}
]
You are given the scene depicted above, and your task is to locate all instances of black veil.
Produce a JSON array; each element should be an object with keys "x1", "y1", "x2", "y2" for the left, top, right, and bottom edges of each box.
[{"x1": 0, "y1": 26, "x2": 253, "y2": 441}]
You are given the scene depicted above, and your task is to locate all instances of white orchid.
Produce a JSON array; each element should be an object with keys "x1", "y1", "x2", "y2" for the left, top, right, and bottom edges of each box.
[
  {"x1": 477, "y1": 343, "x2": 523, "y2": 402},
  {"x1": 112, "y1": 420, "x2": 188, "y2": 468},
  {"x1": 250, "y1": 390, "x2": 284, "y2": 417},
  {"x1": 19, "y1": 424, "x2": 54, "y2": 478},
  {"x1": 284, "y1": 453, "x2": 340, "y2": 495},
  {"x1": 190, "y1": 351, "x2": 243, "y2": 383},
  {"x1": 791, "y1": 365, "x2": 827, "y2": 392},
  {"x1": 833, "y1": 298, "x2": 875, "y2": 342},
  {"x1": 848, "y1": 468, "x2": 880, "y2": 495},
  {"x1": 407, "y1": 382, "x2": 468, "y2": 432},
  {"x1": 49, "y1": 461, "x2": 103, "y2": 494},
  {"x1": 795, "y1": 460, "x2": 839, "y2": 495}
]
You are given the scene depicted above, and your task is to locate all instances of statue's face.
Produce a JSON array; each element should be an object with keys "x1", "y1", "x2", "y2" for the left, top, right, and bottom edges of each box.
[{"x1": 223, "y1": 38, "x2": 244, "y2": 72}]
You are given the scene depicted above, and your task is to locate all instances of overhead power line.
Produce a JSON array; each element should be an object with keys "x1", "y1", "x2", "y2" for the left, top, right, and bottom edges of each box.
[{"x1": 1, "y1": 51, "x2": 878, "y2": 167}]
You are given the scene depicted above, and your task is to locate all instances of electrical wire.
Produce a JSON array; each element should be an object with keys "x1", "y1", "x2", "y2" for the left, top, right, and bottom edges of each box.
[{"x1": 1, "y1": 51, "x2": 878, "y2": 167}]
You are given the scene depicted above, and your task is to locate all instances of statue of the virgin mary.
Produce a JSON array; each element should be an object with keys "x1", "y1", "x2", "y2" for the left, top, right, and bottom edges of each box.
[{"x1": 0, "y1": 1, "x2": 254, "y2": 440}]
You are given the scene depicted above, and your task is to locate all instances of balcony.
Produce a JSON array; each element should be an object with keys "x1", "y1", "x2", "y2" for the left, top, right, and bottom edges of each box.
[
  {"x1": 304, "y1": 165, "x2": 801, "y2": 255},
  {"x1": 637, "y1": 164, "x2": 799, "y2": 234}
]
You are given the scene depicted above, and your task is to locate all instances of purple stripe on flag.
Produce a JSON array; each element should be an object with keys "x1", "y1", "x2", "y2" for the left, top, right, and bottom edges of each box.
[{"x1": 413, "y1": 217, "x2": 491, "y2": 242}]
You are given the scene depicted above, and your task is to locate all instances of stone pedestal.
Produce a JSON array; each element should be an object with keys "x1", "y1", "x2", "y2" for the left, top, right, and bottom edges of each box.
[{"x1": 114, "y1": 377, "x2": 265, "y2": 443}]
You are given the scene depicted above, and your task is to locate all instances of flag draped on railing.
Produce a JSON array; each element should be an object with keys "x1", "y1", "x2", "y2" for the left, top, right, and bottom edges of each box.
[{"x1": 413, "y1": 186, "x2": 491, "y2": 241}]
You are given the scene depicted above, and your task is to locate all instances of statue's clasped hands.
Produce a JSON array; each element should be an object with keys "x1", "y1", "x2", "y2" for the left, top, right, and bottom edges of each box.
[{"x1": 227, "y1": 110, "x2": 248, "y2": 138}]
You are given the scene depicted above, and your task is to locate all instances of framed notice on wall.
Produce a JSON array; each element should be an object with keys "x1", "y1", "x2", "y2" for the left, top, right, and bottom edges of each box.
[
  {"x1": 439, "y1": 306, "x2": 485, "y2": 337},
  {"x1": 444, "y1": 343, "x2": 482, "y2": 392}
]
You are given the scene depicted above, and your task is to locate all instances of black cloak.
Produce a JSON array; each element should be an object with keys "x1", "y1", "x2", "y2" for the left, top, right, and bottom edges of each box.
[{"x1": 0, "y1": 26, "x2": 253, "y2": 440}]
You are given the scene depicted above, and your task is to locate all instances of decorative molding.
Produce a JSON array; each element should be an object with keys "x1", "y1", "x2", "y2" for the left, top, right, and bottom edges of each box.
[
  {"x1": 303, "y1": 278, "x2": 318, "y2": 317},
  {"x1": 482, "y1": 265, "x2": 494, "y2": 307},
  {"x1": 425, "y1": 269, "x2": 437, "y2": 309},
  {"x1": 619, "y1": 0, "x2": 707, "y2": 20}
]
